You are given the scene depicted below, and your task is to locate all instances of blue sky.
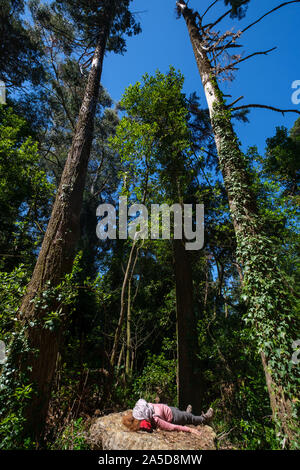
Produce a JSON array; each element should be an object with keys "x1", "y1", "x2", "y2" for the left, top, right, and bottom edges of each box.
[{"x1": 101, "y1": 0, "x2": 300, "y2": 155}]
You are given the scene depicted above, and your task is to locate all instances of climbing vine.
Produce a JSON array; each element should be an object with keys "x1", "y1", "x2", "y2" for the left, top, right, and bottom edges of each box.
[
  {"x1": 0, "y1": 253, "x2": 85, "y2": 448},
  {"x1": 209, "y1": 83, "x2": 299, "y2": 448}
]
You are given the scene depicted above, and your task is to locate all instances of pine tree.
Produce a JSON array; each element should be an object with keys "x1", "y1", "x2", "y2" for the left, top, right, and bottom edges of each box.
[{"x1": 0, "y1": 0, "x2": 44, "y2": 87}]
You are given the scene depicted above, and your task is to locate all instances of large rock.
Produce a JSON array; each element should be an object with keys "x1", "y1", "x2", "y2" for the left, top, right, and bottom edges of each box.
[{"x1": 88, "y1": 411, "x2": 217, "y2": 450}]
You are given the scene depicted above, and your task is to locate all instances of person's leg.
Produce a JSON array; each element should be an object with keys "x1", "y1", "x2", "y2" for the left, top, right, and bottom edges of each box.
[{"x1": 169, "y1": 406, "x2": 205, "y2": 426}]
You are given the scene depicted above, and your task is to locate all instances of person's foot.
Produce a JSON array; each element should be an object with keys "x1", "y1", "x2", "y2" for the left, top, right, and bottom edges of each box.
[
  {"x1": 202, "y1": 407, "x2": 214, "y2": 423},
  {"x1": 186, "y1": 404, "x2": 192, "y2": 414}
]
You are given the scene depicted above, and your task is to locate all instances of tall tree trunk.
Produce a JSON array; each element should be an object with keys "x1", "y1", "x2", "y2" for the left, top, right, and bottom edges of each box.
[
  {"x1": 126, "y1": 282, "x2": 132, "y2": 376},
  {"x1": 117, "y1": 342, "x2": 125, "y2": 370},
  {"x1": 178, "y1": 1, "x2": 296, "y2": 443},
  {"x1": 11, "y1": 28, "x2": 109, "y2": 442},
  {"x1": 174, "y1": 239, "x2": 202, "y2": 412}
]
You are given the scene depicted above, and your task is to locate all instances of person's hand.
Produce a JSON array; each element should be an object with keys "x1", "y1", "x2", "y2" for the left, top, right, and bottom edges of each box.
[{"x1": 190, "y1": 428, "x2": 202, "y2": 438}]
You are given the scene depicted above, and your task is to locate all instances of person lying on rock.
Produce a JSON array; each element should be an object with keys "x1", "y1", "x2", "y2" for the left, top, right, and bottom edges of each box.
[{"x1": 122, "y1": 399, "x2": 214, "y2": 436}]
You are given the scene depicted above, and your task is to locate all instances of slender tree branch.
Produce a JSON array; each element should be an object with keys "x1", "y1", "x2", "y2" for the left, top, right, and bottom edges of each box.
[
  {"x1": 77, "y1": 39, "x2": 96, "y2": 65},
  {"x1": 242, "y1": 1, "x2": 300, "y2": 34},
  {"x1": 231, "y1": 104, "x2": 300, "y2": 115},
  {"x1": 217, "y1": 426, "x2": 237, "y2": 440},
  {"x1": 35, "y1": 221, "x2": 45, "y2": 234},
  {"x1": 226, "y1": 96, "x2": 244, "y2": 108},
  {"x1": 202, "y1": 0, "x2": 219, "y2": 19},
  {"x1": 203, "y1": 9, "x2": 231, "y2": 30},
  {"x1": 215, "y1": 43, "x2": 243, "y2": 50},
  {"x1": 229, "y1": 47, "x2": 277, "y2": 68}
]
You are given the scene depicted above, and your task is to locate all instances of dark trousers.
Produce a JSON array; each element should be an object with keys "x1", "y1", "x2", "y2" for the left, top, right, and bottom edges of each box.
[{"x1": 169, "y1": 406, "x2": 204, "y2": 425}]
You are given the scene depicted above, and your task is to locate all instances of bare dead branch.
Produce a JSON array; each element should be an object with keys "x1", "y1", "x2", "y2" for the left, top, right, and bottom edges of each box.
[
  {"x1": 231, "y1": 104, "x2": 300, "y2": 115},
  {"x1": 77, "y1": 40, "x2": 96, "y2": 65},
  {"x1": 214, "y1": 43, "x2": 243, "y2": 51},
  {"x1": 217, "y1": 426, "x2": 237, "y2": 440},
  {"x1": 227, "y1": 96, "x2": 244, "y2": 108},
  {"x1": 213, "y1": 46, "x2": 276, "y2": 77},
  {"x1": 229, "y1": 46, "x2": 277, "y2": 68},
  {"x1": 202, "y1": 0, "x2": 219, "y2": 19},
  {"x1": 242, "y1": 1, "x2": 300, "y2": 34},
  {"x1": 203, "y1": 9, "x2": 231, "y2": 30},
  {"x1": 208, "y1": 30, "x2": 243, "y2": 64}
]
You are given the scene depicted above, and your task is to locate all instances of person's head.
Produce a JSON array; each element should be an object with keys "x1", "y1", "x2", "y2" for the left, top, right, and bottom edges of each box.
[{"x1": 122, "y1": 411, "x2": 154, "y2": 433}]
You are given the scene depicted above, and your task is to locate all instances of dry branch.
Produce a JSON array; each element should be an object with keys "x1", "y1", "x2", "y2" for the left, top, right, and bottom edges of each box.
[
  {"x1": 231, "y1": 104, "x2": 300, "y2": 115},
  {"x1": 242, "y1": 1, "x2": 300, "y2": 34}
]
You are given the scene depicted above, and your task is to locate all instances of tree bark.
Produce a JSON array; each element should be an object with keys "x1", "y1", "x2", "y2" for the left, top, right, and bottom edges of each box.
[
  {"x1": 174, "y1": 238, "x2": 202, "y2": 412},
  {"x1": 14, "y1": 28, "x2": 109, "y2": 442},
  {"x1": 125, "y1": 282, "x2": 132, "y2": 376}
]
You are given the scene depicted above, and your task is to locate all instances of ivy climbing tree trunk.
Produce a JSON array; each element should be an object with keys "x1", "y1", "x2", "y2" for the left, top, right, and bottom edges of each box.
[
  {"x1": 12, "y1": 28, "x2": 109, "y2": 442},
  {"x1": 177, "y1": 0, "x2": 297, "y2": 445}
]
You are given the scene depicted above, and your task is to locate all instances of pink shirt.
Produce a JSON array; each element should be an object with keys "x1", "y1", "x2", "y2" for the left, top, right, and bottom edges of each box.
[{"x1": 149, "y1": 403, "x2": 192, "y2": 433}]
